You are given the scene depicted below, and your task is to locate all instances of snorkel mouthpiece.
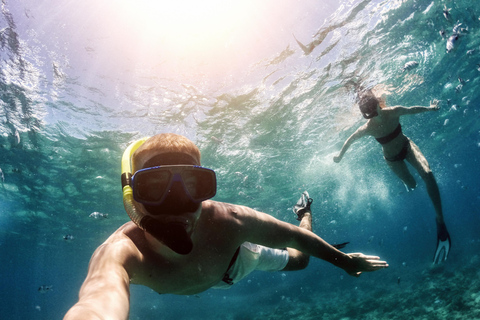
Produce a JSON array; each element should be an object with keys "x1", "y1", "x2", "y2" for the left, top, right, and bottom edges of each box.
[
  {"x1": 362, "y1": 110, "x2": 378, "y2": 119},
  {"x1": 140, "y1": 216, "x2": 193, "y2": 255}
]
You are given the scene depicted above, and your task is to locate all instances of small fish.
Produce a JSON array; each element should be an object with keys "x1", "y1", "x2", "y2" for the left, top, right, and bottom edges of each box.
[
  {"x1": 455, "y1": 84, "x2": 463, "y2": 92},
  {"x1": 89, "y1": 212, "x2": 108, "y2": 219},
  {"x1": 397, "y1": 277, "x2": 401, "y2": 285},
  {"x1": 0, "y1": 168, "x2": 4, "y2": 183},
  {"x1": 14, "y1": 130, "x2": 20, "y2": 145},
  {"x1": 477, "y1": 64, "x2": 480, "y2": 72},
  {"x1": 443, "y1": 5, "x2": 451, "y2": 20},
  {"x1": 439, "y1": 29, "x2": 446, "y2": 38},
  {"x1": 446, "y1": 34, "x2": 459, "y2": 53},
  {"x1": 466, "y1": 49, "x2": 475, "y2": 55},
  {"x1": 332, "y1": 242, "x2": 349, "y2": 249},
  {"x1": 63, "y1": 234, "x2": 74, "y2": 240},
  {"x1": 452, "y1": 22, "x2": 462, "y2": 34},
  {"x1": 210, "y1": 136, "x2": 223, "y2": 144},
  {"x1": 402, "y1": 61, "x2": 418, "y2": 72},
  {"x1": 38, "y1": 285, "x2": 53, "y2": 293}
]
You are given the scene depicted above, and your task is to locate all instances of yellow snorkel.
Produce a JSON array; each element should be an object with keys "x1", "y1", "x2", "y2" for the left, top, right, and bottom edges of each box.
[{"x1": 121, "y1": 137, "x2": 149, "y2": 228}]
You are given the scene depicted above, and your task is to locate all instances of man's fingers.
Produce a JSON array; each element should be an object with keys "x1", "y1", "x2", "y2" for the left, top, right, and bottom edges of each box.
[
  {"x1": 359, "y1": 255, "x2": 389, "y2": 269},
  {"x1": 367, "y1": 259, "x2": 389, "y2": 269},
  {"x1": 363, "y1": 255, "x2": 380, "y2": 260}
]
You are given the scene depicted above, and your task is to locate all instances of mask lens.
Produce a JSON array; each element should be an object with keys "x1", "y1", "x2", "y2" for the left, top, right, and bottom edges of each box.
[
  {"x1": 132, "y1": 166, "x2": 216, "y2": 205},
  {"x1": 181, "y1": 168, "x2": 216, "y2": 201},
  {"x1": 133, "y1": 169, "x2": 172, "y2": 204}
]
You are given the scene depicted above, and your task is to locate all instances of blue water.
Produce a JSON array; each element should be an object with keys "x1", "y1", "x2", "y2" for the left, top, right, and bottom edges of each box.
[{"x1": 1, "y1": 0, "x2": 480, "y2": 319}]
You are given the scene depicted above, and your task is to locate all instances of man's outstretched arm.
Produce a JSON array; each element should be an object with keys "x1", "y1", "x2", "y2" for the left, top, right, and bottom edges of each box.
[
  {"x1": 64, "y1": 243, "x2": 131, "y2": 320},
  {"x1": 235, "y1": 206, "x2": 388, "y2": 276}
]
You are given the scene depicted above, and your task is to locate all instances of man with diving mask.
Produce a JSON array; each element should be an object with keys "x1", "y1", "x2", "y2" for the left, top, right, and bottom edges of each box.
[{"x1": 65, "y1": 133, "x2": 388, "y2": 320}]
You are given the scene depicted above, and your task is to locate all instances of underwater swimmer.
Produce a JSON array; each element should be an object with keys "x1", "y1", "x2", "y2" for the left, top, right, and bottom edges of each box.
[
  {"x1": 333, "y1": 86, "x2": 451, "y2": 264},
  {"x1": 64, "y1": 133, "x2": 387, "y2": 320}
]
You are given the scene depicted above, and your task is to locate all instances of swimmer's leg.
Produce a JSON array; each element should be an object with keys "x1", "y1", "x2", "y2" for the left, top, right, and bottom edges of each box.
[
  {"x1": 283, "y1": 192, "x2": 349, "y2": 271},
  {"x1": 405, "y1": 141, "x2": 451, "y2": 263},
  {"x1": 283, "y1": 192, "x2": 313, "y2": 271},
  {"x1": 386, "y1": 159, "x2": 417, "y2": 191}
]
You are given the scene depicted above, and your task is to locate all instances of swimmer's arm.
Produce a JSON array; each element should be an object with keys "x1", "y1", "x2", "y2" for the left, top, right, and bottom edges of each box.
[
  {"x1": 333, "y1": 125, "x2": 368, "y2": 163},
  {"x1": 237, "y1": 207, "x2": 388, "y2": 276},
  {"x1": 388, "y1": 99, "x2": 441, "y2": 116},
  {"x1": 64, "y1": 244, "x2": 131, "y2": 320}
]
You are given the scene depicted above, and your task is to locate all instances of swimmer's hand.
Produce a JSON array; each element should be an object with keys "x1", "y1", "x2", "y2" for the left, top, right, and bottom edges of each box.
[
  {"x1": 333, "y1": 155, "x2": 342, "y2": 163},
  {"x1": 430, "y1": 99, "x2": 440, "y2": 110},
  {"x1": 343, "y1": 253, "x2": 389, "y2": 277}
]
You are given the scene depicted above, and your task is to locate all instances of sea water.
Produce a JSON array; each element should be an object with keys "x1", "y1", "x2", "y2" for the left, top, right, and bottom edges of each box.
[{"x1": 1, "y1": 0, "x2": 479, "y2": 319}]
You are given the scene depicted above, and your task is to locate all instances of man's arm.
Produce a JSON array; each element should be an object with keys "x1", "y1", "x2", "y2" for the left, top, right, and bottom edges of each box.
[
  {"x1": 387, "y1": 99, "x2": 440, "y2": 117},
  {"x1": 333, "y1": 125, "x2": 368, "y2": 163},
  {"x1": 234, "y1": 207, "x2": 388, "y2": 276},
  {"x1": 64, "y1": 242, "x2": 132, "y2": 320}
]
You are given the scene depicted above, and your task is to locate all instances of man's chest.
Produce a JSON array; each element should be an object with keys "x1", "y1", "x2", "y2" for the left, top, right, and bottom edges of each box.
[{"x1": 131, "y1": 246, "x2": 238, "y2": 295}]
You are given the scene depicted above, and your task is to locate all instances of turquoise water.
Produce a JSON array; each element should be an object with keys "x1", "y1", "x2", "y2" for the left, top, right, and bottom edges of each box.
[{"x1": 1, "y1": 0, "x2": 480, "y2": 319}]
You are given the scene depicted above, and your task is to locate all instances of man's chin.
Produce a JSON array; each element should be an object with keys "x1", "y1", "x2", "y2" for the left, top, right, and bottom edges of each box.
[
  {"x1": 145, "y1": 205, "x2": 201, "y2": 232},
  {"x1": 141, "y1": 217, "x2": 194, "y2": 255}
]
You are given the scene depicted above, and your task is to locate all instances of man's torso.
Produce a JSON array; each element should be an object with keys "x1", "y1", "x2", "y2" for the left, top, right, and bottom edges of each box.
[{"x1": 104, "y1": 201, "x2": 246, "y2": 295}]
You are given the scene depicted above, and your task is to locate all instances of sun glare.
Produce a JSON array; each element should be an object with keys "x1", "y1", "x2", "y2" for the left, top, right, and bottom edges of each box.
[{"x1": 117, "y1": 0, "x2": 257, "y2": 53}]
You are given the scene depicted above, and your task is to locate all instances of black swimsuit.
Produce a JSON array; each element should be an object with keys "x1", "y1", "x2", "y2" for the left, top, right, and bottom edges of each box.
[
  {"x1": 384, "y1": 140, "x2": 410, "y2": 162},
  {"x1": 375, "y1": 124, "x2": 410, "y2": 162},
  {"x1": 375, "y1": 123, "x2": 402, "y2": 144},
  {"x1": 221, "y1": 247, "x2": 241, "y2": 285}
]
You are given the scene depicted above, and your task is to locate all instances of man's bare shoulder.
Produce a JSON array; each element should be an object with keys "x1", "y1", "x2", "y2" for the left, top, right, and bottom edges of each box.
[
  {"x1": 380, "y1": 106, "x2": 404, "y2": 117},
  {"x1": 102, "y1": 222, "x2": 140, "y2": 245},
  {"x1": 201, "y1": 200, "x2": 259, "y2": 222},
  {"x1": 201, "y1": 200, "x2": 275, "y2": 234},
  {"x1": 89, "y1": 222, "x2": 144, "y2": 269},
  {"x1": 198, "y1": 200, "x2": 272, "y2": 249}
]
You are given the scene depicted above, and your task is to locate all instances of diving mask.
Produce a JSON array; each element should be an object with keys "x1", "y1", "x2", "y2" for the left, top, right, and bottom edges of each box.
[{"x1": 131, "y1": 165, "x2": 217, "y2": 206}]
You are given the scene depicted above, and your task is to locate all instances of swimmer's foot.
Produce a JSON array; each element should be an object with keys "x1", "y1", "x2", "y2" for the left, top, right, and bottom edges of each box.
[
  {"x1": 293, "y1": 191, "x2": 313, "y2": 221},
  {"x1": 433, "y1": 222, "x2": 451, "y2": 264}
]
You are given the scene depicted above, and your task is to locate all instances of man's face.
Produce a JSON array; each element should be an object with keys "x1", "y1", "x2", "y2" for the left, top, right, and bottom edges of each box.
[{"x1": 134, "y1": 152, "x2": 203, "y2": 231}]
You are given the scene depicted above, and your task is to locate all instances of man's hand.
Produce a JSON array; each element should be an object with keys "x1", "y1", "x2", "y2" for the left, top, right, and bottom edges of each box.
[
  {"x1": 343, "y1": 253, "x2": 389, "y2": 277},
  {"x1": 430, "y1": 99, "x2": 440, "y2": 111}
]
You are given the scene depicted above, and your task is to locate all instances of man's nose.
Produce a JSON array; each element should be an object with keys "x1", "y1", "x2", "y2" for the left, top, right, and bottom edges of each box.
[{"x1": 166, "y1": 180, "x2": 190, "y2": 201}]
